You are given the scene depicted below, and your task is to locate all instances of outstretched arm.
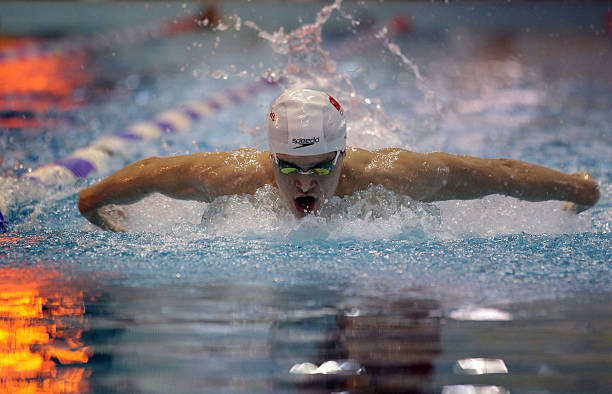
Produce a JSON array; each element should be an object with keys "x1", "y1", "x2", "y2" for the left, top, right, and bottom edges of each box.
[
  {"x1": 357, "y1": 149, "x2": 599, "y2": 211},
  {"x1": 408, "y1": 152, "x2": 599, "y2": 210},
  {"x1": 79, "y1": 154, "x2": 205, "y2": 231},
  {"x1": 78, "y1": 149, "x2": 273, "y2": 231}
]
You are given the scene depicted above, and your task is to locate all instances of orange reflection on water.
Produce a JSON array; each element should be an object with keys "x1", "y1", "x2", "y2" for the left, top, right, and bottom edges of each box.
[
  {"x1": 0, "y1": 233, "x2": 45, "y2": 245},
  {"x1": 0, "y1": 41, "x2": 91, "y2": 96},
  {"x1": 0, "y1": 266, "x2": 92, "y2": 393},
  {"x1": 0, "y1": 37, "x2": 91, "y2": 128}
]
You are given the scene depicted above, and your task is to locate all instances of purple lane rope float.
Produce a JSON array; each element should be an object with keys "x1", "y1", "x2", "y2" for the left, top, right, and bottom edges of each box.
[{"x1": 0, "y1": 203, "x2": 6, "y2": 233}]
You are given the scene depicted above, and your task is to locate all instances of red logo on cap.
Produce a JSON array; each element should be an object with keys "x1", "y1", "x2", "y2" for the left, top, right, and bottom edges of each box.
[
  {"x1": 269, "y1": 111, "x2": 276, "y2": 122},
  {"x1": 329, "y1": 95, "x2": 343, "y2": 115}
]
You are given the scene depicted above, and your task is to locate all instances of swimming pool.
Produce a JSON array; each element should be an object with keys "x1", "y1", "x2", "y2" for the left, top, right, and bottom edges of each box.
[{"x1": 1, "y1": 1, "x2": 611, "y2": 392}]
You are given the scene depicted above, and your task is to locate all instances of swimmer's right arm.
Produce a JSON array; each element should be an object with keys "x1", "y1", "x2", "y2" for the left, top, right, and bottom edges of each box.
[
  {"x1": 78, "y1": 155, "x2": 206, "y2": 231},
  {"x1": 78, "y1": 150, "x2": 273, "y2": 231}
]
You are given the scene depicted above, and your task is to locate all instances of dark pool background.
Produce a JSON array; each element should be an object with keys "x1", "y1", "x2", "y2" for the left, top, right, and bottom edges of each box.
[{"x1": 1, "y1": 1, "x2": 611, "y2": 393}]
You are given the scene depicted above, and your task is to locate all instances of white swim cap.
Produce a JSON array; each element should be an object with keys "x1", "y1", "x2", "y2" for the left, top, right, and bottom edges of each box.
[{"x1": 267, "y1": 88, "x2": 346, "y2": 155}]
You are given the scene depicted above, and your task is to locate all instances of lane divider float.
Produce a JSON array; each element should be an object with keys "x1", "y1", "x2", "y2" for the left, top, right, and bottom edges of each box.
[{"x1": 0, "y1": 197, "x2": 6, "y2": 233}]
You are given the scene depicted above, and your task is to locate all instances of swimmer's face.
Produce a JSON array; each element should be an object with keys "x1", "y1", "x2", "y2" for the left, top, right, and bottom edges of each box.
[{"x1": 272, "y1": 151, "x2": 344, "y2": 218}]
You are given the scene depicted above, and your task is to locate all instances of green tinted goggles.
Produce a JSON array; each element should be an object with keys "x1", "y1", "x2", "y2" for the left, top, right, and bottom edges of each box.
[{"x1": 274, "y1": 151, "x2": 342, "y2": 175}]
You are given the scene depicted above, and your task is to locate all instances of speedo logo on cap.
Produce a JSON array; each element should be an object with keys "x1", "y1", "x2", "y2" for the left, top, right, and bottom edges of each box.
[{"x1": 292, "y1": 137, "x2": 319, "y2": 149}]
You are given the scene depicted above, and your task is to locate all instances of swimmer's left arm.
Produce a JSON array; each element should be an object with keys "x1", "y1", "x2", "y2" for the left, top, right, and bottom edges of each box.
[{"x1": 388, "y1": 151, "x2": 600, "y2": 211}]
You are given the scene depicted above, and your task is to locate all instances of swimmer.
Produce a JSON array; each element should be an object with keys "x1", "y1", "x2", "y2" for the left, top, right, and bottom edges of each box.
[{"x1": 79, "y1": 88, "x2": 600, "y2": 232}]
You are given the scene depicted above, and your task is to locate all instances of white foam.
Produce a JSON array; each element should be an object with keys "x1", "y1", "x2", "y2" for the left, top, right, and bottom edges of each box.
[
  {"x1": 437, "y1": 196, "x2": 591, "y2": 238},
  {"x1": 449, "y1": 307, "x2": 513, "y2": 321},
  {"x1": 121, "y1": 184, "x2": 439, "y2": 240},
  {"x1": 290, "y1": 359, "x2": 363, "y2": 375},
  {"x1": 115, "y1": 183, "x2": 589, "y2": 241}
]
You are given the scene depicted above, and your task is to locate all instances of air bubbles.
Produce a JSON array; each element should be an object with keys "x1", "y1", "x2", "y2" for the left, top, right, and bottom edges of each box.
[
  {"x1": 232, "y1": 14, "x2": 242, "y2": 31},
  {"x1": 290, "y1": 359, "x2": 363, "y2": 375},
  {"x1": 211, "y1": 70, "x2": 228, "y2": 80},
  {"x1": 449, "y1": 307, "x2": 512, "y2": 321},
  {"x1": 214, "y1": 22, "x2": 228, "y2": 32},
  {"x1": 122, "y1": 74, "x2": 140, "y2": 91}
]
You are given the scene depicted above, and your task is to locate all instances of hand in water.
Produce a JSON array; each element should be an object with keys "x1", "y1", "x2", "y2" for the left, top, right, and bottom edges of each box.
[
  {"x1": 86, "y1": 205, "x2": 128, "y2": 232},
  {"x1": 563, "y1": 171, "x2": 597, "y2": 214}
]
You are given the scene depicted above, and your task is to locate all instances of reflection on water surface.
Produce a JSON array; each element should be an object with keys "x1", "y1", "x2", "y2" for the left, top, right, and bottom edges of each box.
[
  {"x1": 0, "y1": 267, "x2": 92, "y2": 393},
  {"x1": 2, "y1": 266, "x2": 611, "y2": 393}
]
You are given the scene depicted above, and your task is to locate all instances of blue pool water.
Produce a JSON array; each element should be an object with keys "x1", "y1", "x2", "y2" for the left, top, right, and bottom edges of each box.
[{"x1": 1, "y1": 1, "x2": 611, "y2": 393}]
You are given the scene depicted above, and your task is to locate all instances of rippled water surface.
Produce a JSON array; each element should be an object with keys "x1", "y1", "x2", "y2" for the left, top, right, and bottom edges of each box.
[{"x1": 1, "y1": 1, "x2": 611, "y2": 393}]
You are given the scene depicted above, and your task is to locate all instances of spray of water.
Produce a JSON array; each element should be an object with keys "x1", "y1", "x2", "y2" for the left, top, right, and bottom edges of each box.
[{"x1": 245, "y1": 0, "x2": 409, "y2": 150}]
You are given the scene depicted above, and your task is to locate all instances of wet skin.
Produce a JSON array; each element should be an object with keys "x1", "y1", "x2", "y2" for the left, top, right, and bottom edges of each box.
[
  {"x1": 78, "y1": 147, "x2": 600, "y2": 232},
  {"x1": 272, "y1": 151, "x2": 344, "y2": 218}
]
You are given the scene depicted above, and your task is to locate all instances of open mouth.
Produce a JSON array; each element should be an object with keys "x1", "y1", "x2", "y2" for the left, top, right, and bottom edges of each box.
[{"x1": 294, "y1": 196, "x2": 316, "y2": 214}]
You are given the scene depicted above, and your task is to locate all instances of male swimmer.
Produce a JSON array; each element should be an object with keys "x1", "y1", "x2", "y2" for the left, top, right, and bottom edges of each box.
[{"x1": 79, "y1": 88, "x2": 599, "y2": 232}]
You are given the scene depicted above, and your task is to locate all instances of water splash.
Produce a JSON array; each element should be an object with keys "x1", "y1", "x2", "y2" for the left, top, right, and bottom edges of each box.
[
  {"x1": 80, "y1": 181, "x2": 592, "y2": 242},
  {"x1": 245, "y1": 0, "x2": 342, "y2": 74},
  {"x1": 376, "y1": 27, "x2": 424, "y2": 82},
  {"x1": 102, "y1": 184, "x2": 439, "y2": 241},
  {"x1": 245, "y1": 0, "x2": 409, "y2": 150}
]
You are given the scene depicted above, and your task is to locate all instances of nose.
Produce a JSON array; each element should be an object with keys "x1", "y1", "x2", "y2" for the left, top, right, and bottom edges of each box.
[{"x1": 295, "y1": 174, "x2": 316, "y2": 193}]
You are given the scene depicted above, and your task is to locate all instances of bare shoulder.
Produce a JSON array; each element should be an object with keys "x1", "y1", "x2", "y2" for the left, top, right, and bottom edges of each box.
[
  {"x1": 127, "y1": 148, "x2": 273, "y2": 179},
  {"x1": 343, "y1": 147, "x2": 432, "y2": 166},
  {"x1": 337, "y1": 147, "x2": 430, "y2": 196},
  {"x1": 191, "y1": 148, "x2": 275, "y2": 196},
  {"x1": 188, "y1": 148, "x2": 271, "y2": 169},
  {"x1": 219, "y1": 148, "x2": 273, "y2": 169}
]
